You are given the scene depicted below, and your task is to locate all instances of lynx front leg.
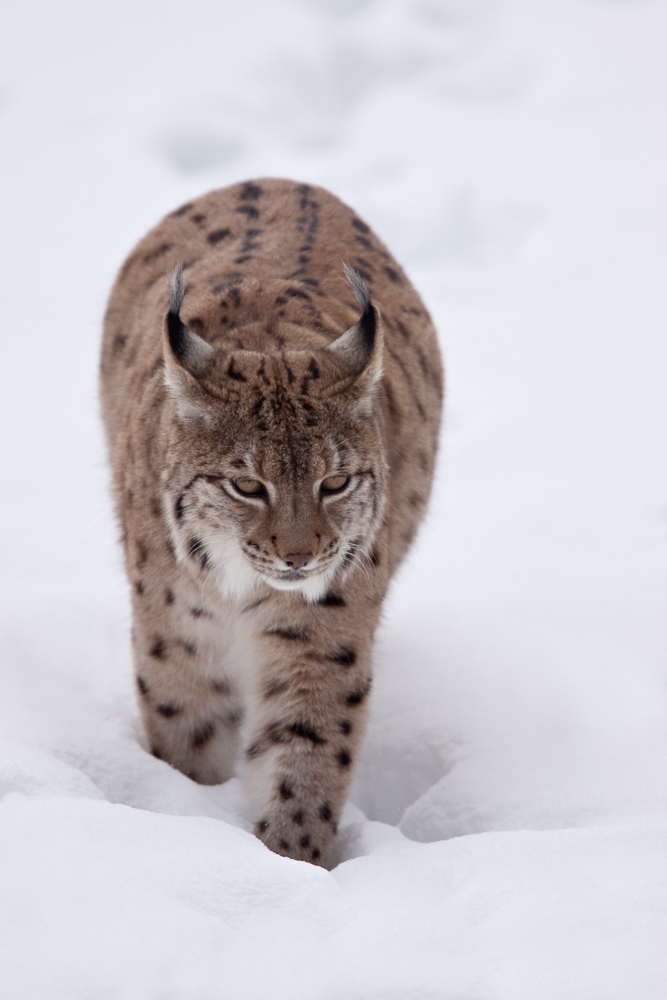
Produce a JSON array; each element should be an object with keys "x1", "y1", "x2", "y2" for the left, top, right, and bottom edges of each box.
[
  {"x1": 137, "y1": 662, "x2": 243, "y2": 786},
  {"x1": 241, "y1": 613, "x2": 374, "y2": 868},
  {"x1": 131, "y1": 589, "x2": 245, "y2": 786}
]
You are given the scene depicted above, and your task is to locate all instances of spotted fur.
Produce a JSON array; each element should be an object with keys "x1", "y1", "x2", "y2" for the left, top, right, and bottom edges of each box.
[{"x1": 101, "y1": 178, "x2": 442, "y2": 867}]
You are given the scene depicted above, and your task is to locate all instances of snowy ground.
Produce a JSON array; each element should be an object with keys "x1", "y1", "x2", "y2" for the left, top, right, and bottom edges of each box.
[{"x1": 1, "y1": 0, "x2": 666, "y2": 997}]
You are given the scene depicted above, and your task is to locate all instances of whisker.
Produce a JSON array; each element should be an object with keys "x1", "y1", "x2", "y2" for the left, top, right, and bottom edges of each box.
[{"x1": 344, "y1": 542, "x2": 375, "y2": 589}]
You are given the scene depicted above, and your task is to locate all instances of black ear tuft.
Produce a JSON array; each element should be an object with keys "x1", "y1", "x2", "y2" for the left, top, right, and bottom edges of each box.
[
  {"x1": 169, "y1": 262, "x2": 186, "y2": 315},
  {"x1": 324, "y1": 265, "x2": 381, "y2": 386},
  {"x1": 164, "y1": 263, "x2": 214, "y2": 378},
  {"x1": 343, "y1": 261, "x2": 370, "y2": 311},
  {"x1": 343, "y1": 262, "x2": 375, "y2": 352},
  {"x1": 167, "y1": 263, "x2": 188, "y2": 365}
]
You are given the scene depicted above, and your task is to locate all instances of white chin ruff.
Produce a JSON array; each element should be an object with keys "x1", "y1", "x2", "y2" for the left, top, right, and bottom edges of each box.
[
  {"x1": 205, "y1": 531, "x2": 336, "y2": 604},
  {"x1": 265, "y1": 571, "x2": 332, "y2": 603},
  {"x1": 205, "y1": 535, "x2": 261, "y2": 601}
]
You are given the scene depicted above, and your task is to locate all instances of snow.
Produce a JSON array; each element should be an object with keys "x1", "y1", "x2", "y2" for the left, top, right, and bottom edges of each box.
[{"x1": 1, "y1": 0, "x2": 666, "y2": 996}]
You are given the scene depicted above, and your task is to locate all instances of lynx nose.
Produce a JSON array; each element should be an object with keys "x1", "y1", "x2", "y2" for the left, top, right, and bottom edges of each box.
[{"x1": 283, "y1": 552, "x2": 314, "y2": 570}]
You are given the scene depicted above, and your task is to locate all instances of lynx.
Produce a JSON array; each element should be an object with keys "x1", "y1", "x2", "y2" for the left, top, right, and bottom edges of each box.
[{"x1": 101, "y1": 178, "x2": 442, "y2": 867}]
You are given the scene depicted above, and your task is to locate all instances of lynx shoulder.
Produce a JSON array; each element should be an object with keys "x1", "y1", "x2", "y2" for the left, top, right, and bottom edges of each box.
[{"x1": 101, "y1": 178, "x2": 443, "y2": 867}]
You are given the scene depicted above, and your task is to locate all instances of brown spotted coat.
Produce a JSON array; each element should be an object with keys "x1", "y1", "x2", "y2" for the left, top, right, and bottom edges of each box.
[{"x1": 101, "y1": 178, "x2": 443, "y2": 867}]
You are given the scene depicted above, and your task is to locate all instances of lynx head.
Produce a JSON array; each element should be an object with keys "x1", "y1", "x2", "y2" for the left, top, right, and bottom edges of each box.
[{"x1": 161, "y1": 264, "x2": 386, "y2": 603}]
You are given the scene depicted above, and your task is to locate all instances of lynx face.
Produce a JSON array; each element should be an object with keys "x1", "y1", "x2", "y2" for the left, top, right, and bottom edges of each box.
[{"x1": 162, "y1": 266, "x2": 387, "y2": 603}]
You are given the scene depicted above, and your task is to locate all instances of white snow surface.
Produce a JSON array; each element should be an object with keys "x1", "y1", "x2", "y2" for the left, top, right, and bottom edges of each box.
[{"x1": 1, "y1": 0, "x2": 666, "y2": 996}]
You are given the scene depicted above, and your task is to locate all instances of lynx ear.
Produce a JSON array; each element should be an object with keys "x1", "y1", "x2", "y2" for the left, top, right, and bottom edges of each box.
[
  {"x1": 326, "y1": 264, "x2": 382, "y2": 386},
  {"x1": 164, "y1": 263, "x2": 214, "y2": 376},
  {"x1": 163, "y1": 263, "x2": 214, "y2": 418}
]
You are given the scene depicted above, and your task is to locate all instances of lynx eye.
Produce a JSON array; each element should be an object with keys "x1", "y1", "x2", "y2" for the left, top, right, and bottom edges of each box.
[
  {"x1": 233, "y1": 478, "x2": 266, "y2": 497},
  {"x1": 321, "y1": 474, "x2": 350, "y2": 495}
]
